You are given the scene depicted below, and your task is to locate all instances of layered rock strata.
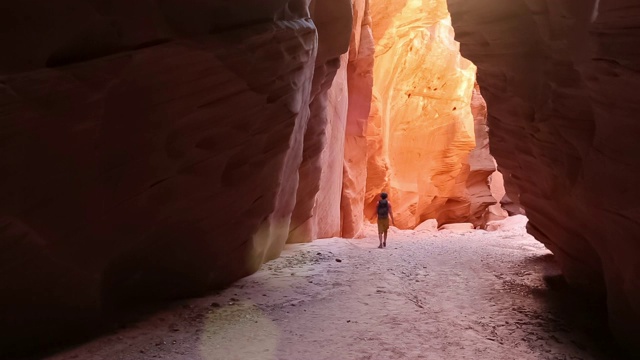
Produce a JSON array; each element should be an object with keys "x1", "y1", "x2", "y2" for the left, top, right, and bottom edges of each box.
[
  {"x1": 361, "y1": 0, "x2": 502, "y2": 230},
  {"x1": 0, "y1": 0, "x2": 351, "y2": 350},
  {"x1": 448, "y1": 0, "x2": 640, "y2": 351}
]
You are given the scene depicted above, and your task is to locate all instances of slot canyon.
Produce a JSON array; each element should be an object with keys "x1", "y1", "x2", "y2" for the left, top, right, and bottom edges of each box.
[{"x1": 0, "y1": 0, "x2": 638, "y2": 358}]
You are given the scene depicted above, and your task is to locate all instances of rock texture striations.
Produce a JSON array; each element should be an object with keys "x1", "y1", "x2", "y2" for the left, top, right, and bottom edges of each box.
[
  {"x1": 0, "y1": 0, "x2": 352, "y2": 351},
  {"x1": 448, "y1": 0, "x2": 640, "y2": 351},
  {"x1": 340, "y1": 0, "x2": 376, "y2": 238},
  {"x1": 286, "y1": 0, "x2": 352, "y2": 244},
  {"x1": 360, "y1": 0, "x2": 504, "y2": 230}
]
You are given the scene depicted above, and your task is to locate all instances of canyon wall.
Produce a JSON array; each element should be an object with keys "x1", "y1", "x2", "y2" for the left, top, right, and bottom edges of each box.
[
  {"x1": 468, "y1": 85, "x2": 509, "y2": 226},
  {"x1": 361, "y1": 0, "x2": 503, "y2": 229},
  {"x1": 0, "y1": 0, "x2": 516, "y2": 352},
  {"x1": 448, "y1": 0, "x2": 640, "y2": 351},
  {"x1": 286, "y1": 0, "x2": 352, "y2": 243},
  {"x1": 340, "y1": 0, "x2": 376, "y2": 238},
  {"x1": 0, "y1": 0, "x2": 352, "y2": 350}
]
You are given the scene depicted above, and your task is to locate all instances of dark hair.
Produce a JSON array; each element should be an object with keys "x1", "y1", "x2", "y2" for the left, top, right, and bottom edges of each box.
[{"x1": 380, "y1": 192, "x2": 388, "y2": 199}]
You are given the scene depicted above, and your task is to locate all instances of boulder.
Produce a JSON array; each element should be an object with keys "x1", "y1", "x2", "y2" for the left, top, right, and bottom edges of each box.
[
  {"x1": 439, "y1": 223, "x2": 475, "y2": 232},
  {"x1": 415, "y1": 219, "x2": 439, "y2": 232}
]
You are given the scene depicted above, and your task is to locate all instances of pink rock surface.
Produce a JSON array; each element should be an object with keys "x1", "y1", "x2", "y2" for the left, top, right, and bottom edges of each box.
[
  {"x1": 313, "y1": 53, "x2": 350, "y2": 239},
  {"x1": 415, "y1": 219, "x2": 439, "y2": 232},
  {"x1": 466, "y1": 85, "x2": 508, "y2": 226},
  {"x1": 439, "y1": 223, "x2": 475, "y2": 232},
  {"x1": 287, "y1": 0, "x2": 352, "y2": 243},
  {"x1": 341, "y1": 0, "x2": 375, "y2": 238},
  {"x1": 486, "y1": 215, "x2": 528, "y2": 233},
  {"x1": 0, "y1": 0, "x2": 351, "y2": 350},
  {"x1": 448, "y1": 0, "x2": 640, "y2": 350}
]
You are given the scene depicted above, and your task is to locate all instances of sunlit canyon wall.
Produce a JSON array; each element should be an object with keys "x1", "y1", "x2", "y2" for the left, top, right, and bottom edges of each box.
[
  {"x1": 341, "y1": 0, "x2": 505, "y2": 235},
  {"x1": 447, "y1": 0, "x2": 640, "y2": 351}
]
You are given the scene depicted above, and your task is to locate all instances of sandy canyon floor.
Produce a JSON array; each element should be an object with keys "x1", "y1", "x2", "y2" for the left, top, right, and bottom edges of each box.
[{"x1": 44, "y1": 217, "x2": 623, "y2": 360}]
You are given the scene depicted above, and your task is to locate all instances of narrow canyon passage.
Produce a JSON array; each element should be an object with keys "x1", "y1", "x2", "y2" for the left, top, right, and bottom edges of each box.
[
  {"x1": 45, "y1": 219, "x2": 620, "y2": 360},
  {"x1": 2, "y1": 0, "x2": 640, "y2": 357}
]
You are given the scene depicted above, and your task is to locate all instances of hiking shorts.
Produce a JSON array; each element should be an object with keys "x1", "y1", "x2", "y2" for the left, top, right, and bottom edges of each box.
[{"x1": 377, "y1": 218, "x2": 390, "y2": 233}]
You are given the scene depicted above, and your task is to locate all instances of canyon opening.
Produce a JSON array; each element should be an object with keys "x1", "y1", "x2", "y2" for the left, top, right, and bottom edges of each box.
[{"x1": 1, "y1": 0, "x2": 639, "y2": 359}]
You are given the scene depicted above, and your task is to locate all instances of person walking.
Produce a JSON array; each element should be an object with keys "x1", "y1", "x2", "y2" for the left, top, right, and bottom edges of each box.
[{"x1": 376, "y1": 192, "x2": 395, "y2": 248}]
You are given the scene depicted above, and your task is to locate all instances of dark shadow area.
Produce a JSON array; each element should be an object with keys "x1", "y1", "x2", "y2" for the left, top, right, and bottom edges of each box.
[
  {"x1": 2, "y1": 319, "x2": 104, "y2": 360},
  {"x1": 3, "y1": 303, "x2": 154, "y2": 360},
  {"x1": 4, "y1": 296, "x2": 217, "y2": 360},
  {"x1": 523, "y1": 254, "x2": 633, "y2": 359},
  {"x1": 3, "y1": 285, "x2": 228, "y2": 360}
]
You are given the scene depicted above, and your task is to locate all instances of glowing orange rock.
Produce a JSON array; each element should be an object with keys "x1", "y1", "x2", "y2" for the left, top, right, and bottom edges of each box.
[{"x1": 364, "y1": 0, "x2": 487, "y2": 229}]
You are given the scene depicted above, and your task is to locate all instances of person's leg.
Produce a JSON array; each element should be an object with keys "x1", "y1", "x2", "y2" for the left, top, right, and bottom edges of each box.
[
  {"x1": 377, "y1": 219, "x2": 384, "y2": 248},
  {"x1": 383, "y1": 230, "x2": 388, "y2": 247}
]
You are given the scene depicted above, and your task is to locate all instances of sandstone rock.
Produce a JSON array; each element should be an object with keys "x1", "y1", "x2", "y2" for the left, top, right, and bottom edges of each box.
[
  {"x1": 341, "y1": 0, "x2": 375, "y2": 238},
  {"x1": 438, "y1": 223, "x2": 475, "y2": 232},
  {"x1": 466, "y1": 86, "x2": 508, "y2": 227},
  {"x1": 500, "y1": 193, "x2": 526, "y2": 216},
  {"x1": 362, "y1": 0, "x2": 504, "y2": 230},
  {"x1": 484, "y1": 204, "x2": 509, "y2": 224},
  {"x1": 415, "y1": 219, "x2": 439, "y2": 232},
  {"x1": 448, "y1": 0, "x2": 640, "y2": 351},
  {"x1": 0, "y1": 0, "x2": 351, "y2": 351},
  {"x1": 313, "y1": 53, "x2": 350, "y2": 239},
  {"x1": 287, "y1": 0, "x2": 353, "y2": 244},
  {"x1": 486, "y1": 215, "x2": 528, "y2": 233}
]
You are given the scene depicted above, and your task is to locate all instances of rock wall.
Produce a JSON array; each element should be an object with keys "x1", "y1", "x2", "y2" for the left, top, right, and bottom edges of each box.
[
  {"x1": 0, "y1": 0, "x2": 521, "y2": 352},
  {"x1": 340, "y1": 0, "x2": 375, "y2": 238},
  {"x1": 312, "y1": 53, "x2": 350, "y2": 239},
  {"x1": 467, "y1": 85, "x2": 509, "y2": 226},
  {"x1": 361, "y1": 0, "x2": 501, "y2": 229},
  {"x1": 448, "y1": 0, "x2": 640, "y2": 351},
  {"x1": 286, "y1": 0, "x2": 352, "y2": 243},
  {"x1": 0, "y1": 0, "x2": 352, "y2": 350}
]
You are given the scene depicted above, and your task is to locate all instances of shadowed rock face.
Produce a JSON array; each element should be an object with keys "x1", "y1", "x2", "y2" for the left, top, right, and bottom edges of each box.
[
  {"x1": 448, "y1": 0, "x2": 640, "y2": 351},
  {"x1": 0, "y1": 0, "x2": 351, "y2": 350}
]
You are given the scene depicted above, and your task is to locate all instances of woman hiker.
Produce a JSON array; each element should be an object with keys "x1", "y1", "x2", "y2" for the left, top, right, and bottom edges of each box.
[{"x1": 376, "y1": 192, "x2": 395, "y2": 248}]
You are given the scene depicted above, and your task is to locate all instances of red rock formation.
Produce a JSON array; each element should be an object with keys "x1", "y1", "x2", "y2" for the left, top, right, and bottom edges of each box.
[
  {"x1": 361, "y1": 0, "x2": 503, "y2": 229},
  {"x1": 287, "y1": 0, "x2": 352, "y2": 243},
  {"x1": 341, "y1": 0, "x2": 375, "y2": 238},
  {"x1": 0, "y1": 0, "x2": 352, "y2": 351},
  {"x1": 312, "y1": 53, "x2": 350, "y2": 239},
  {"x1": 448, "y1": 0, "x2": 640, "y2": 351}
]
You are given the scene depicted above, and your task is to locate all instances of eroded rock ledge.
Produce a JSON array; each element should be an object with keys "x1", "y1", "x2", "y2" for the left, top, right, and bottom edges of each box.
[{"x1": 448, "y1": 0, "x2": 640, "y2": 351}]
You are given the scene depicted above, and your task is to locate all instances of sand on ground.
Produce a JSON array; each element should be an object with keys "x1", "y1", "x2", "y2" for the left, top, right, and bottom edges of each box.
[{"x1": 44, "y1": 216, "x2": 620, "y2": 360}]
